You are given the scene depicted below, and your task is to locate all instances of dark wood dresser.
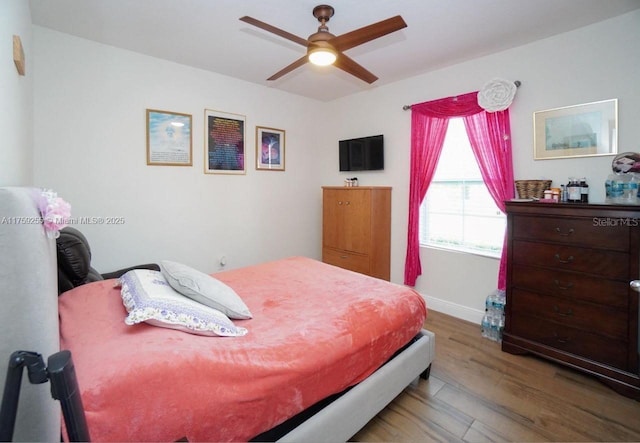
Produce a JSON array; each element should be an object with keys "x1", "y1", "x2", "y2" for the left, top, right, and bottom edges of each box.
[{"x1": 502, "y1": 201, "x2": 640, "y2": 399}]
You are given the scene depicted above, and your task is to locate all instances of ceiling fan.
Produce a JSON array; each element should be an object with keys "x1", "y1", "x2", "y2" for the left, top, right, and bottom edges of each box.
[{"x1": 239, "y1": 5, "x2": 407, "y2": 84}]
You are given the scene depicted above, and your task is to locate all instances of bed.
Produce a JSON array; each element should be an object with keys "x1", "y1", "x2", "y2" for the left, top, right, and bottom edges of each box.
[{"x1": 0, "y1": 187, "x2": 435, "y2": 442}]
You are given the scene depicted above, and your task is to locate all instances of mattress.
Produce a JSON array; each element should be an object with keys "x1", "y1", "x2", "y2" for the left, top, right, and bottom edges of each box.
[{"x1": 58, "y1": 256, "x2": 427, "y2": 441}]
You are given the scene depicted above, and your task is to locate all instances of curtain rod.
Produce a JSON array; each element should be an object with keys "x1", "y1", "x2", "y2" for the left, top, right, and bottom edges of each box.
[{"x1": 402, "y1": 80, "x2": 521, "y2": 110}]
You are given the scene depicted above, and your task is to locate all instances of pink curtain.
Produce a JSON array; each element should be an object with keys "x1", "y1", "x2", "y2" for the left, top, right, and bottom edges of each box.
[
  {"x1": 404, "y1": 114, "x2": 449, "y2": 286},
  {"x1": 404, "y1": 91, "x2": 514, "y2": 289},
  {"x1": 463, "y1": 110, "x2": 515, "y2": 290}
]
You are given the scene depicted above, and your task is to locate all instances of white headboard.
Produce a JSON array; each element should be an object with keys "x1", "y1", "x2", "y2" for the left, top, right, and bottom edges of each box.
[{"x1": 0, "y1": 187, "x2": 60, "y2": 441}]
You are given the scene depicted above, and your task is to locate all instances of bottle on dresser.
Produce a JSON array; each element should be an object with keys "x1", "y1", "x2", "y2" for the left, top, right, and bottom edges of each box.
[
  {"x1": 579, "y1": 178, "x2": 589, "y2": 203},
  {"x1": 628, "y1": 175, "x2": 639, "y2": 203},
  {"x1": 560, "y1": 184, "x2": 568, "y2": 202},
  {"x1": 606, "y1": 173, "x2": 625, "y2": 203},
  {"x1": 567, "y1": 178, "x2": 581, "y2": 203}
]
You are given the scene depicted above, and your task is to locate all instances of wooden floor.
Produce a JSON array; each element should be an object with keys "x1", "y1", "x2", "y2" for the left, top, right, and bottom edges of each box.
[{"x1": 352, "y1": 310, "x2": 640, "y2": 442}]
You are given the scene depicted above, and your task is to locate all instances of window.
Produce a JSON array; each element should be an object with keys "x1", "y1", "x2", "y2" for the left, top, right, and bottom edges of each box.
[{"x1": 419, "y1": 118, "x2": 505, "y2": 257}]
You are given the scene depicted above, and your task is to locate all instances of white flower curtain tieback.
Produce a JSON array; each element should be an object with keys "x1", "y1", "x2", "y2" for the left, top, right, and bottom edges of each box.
[
  {"x1": 477, "y1": 78, "x2": 518, "y2": 112},
  {"x1": 37, "y1": 189, "x2": 71, "y2": 238}
]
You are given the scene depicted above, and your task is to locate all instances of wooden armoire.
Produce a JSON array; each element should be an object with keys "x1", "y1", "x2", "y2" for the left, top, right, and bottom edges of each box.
[{"x1": 322, "y1": 186, "x2": 391, "y2": 280}]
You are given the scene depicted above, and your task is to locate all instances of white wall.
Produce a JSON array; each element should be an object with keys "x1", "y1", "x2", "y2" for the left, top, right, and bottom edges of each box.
[
  {"x1": 30, "y1": 10, "x2": 640, "y2": 323},
  {"x1": 322, "y1": 10, "x2": 640, "y2": 322},
  {"x1": 33, "y1": 27, "x2": 326, "y2": 273},
  {"x1": 0, "y1": 0, "x2": 33, "y2": 186}
]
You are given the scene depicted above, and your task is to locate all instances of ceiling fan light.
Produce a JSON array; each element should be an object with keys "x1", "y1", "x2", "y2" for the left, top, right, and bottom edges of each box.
[{"x1": 308, "y1": 47, "x2": 336, "y2": 66}]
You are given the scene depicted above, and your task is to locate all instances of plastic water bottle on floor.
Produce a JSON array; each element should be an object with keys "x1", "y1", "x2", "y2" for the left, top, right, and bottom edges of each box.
[
  {"x1": 493, "y1": 291, "x2": 505, "y2": 316},
  {"x1": 482, "y1": 290, "x2": 507, "y2": 342},
  {"x1": 481, "y1": 311, "x2": 491, "y2": 339},
  {"x1": 485, "y1": 292, "x2": 496, "y2": 317},
  {"x1": 490, "y1": 315, "x2": 500, "y2": 341}
]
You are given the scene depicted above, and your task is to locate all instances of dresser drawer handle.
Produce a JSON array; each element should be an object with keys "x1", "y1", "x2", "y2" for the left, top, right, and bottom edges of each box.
[
  {"x1": 554, "y1": 253, "x2": 574, "y2": 264},
  {"x1": 340, "y1": 255, "x2": 348, "y2": 259},
  {"x1": 553, "y1": 332, "x2": 570, "y2": 343},
  {"x1": 553, "y1": 279, "x2": 574, "y2": 290},
  {"x1": 555, "y1": 227, "x2": 575, "y2": 236},
  {"x1": 553, "y1": 305, "x2": 573, "y2": 317}
]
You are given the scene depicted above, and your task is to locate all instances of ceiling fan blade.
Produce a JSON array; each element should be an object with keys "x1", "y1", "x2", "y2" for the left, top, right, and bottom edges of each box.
[
  {"x1": 239, "y1": 16, "x2": 309, "y2": 47},
  {"x1": 331, "y1": 16, "x2": 407, "y2": 52},
  {"x1": 267, "y1": 56, "x2": 308, "y2": 81},
  {"x1": 334, "y1": 53, "x2": 378, "y2": 84}
]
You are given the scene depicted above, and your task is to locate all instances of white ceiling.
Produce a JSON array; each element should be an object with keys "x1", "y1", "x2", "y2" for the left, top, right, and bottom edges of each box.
[{"x1": 29, "y1": 0, "x2": 640, "y2": 102}]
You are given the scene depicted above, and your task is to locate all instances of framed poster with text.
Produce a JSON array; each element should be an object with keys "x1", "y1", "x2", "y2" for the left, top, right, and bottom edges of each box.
[{"x1": 205, "y1": 109, "x2": 246, "y2": 174}]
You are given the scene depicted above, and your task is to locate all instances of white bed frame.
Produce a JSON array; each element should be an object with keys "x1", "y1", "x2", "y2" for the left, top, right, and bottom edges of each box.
[
  {"x1": 0, "y1": 186, "x2": 435, "y2": 442},
  {"x1": 278, "y1": 329, "x2": 434, "y2": 442}
]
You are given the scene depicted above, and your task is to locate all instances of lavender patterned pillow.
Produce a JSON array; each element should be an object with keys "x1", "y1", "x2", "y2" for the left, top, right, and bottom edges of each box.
[{"x1": 119, "y1": 269, "x2": 247, "y2": 337}]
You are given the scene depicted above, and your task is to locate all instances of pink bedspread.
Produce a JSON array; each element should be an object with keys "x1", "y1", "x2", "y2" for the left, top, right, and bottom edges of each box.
[{"x1": 58, "y1": 257, "x2": 427, "y2": 442}]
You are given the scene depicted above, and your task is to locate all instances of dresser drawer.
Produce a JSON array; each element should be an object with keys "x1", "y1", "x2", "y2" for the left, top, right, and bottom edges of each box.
[
  {"x1": 512, "y1": 240, "x2": 629, "y2": 279},
  {"x1": 510, "y1": 289, "x2": 628, "y2": 340},
  {"x1": 512, "y1": 264, "x2": 630, "y2": 309},
  {"x1": 510, "y1": 314, "x2": 629, "y2": 370},
  {"x1": 322, "y1": 248, "x2": 370, "y2": 275},
  {"x1": 512, "y1": 214, "x2": 629, "y2": 251}
]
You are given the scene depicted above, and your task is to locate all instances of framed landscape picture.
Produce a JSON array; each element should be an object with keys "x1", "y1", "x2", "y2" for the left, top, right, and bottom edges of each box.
[{"x1": 533, "y1": 99, "x2": 618, "y2": 160}]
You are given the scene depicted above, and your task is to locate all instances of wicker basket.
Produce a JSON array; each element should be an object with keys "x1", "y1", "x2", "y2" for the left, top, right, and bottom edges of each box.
[{"x1": 515, "y1": 180, "x2": 552, "y2": 199}]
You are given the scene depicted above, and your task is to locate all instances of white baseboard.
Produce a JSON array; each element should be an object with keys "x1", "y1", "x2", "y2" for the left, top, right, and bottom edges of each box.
[{"x1": 418, "y1": 292, "x2": 484, "y2": 325}]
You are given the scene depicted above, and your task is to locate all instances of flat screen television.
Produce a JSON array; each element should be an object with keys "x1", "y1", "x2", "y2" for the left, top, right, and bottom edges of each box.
[{"x1": 339, "y1": 134, "x2": 384, "y2": 171}]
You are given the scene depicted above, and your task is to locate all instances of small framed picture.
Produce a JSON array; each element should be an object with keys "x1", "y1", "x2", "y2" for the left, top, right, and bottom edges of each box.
[
  {"x1": 533, "y1": 99, "x2": 618, "y2": 160},
  {"x1": 146, "y1": 109, "x2": 193, "y2": 166},
  {"x1": 256, "y1": 126, "x2": 285, "y2": 171},
  {"x1": 205, "y1": 109, "x2": 246, "y2": 174}
]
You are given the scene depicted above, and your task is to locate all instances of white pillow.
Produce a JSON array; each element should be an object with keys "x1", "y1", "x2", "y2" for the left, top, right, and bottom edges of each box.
[
  {"x1": 119, "y1": 269, "x2": 247, "y2": 337},
  {"x1": 159, "y1": 260, "x2": 252, "y2": 320}
]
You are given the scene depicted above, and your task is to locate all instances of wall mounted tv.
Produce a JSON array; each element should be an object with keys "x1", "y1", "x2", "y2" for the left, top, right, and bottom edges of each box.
[{"x1": 339, "y1": 134, "x2": 384, "y2": 171}]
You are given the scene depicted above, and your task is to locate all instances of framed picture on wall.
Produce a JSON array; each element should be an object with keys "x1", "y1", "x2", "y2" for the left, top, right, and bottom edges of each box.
[
  {"x1": 205, "y1": 109, "x2": 246, "y2": 174},
  {"x1": 146, "y1": 109, "x2": 193, "y2": 166},
  {"x1": 256, "y1": 126, "x2": 286, "y2": 171},
  {"x1": 533, "y1": 99, "x2": 618, "y2": 160}
]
